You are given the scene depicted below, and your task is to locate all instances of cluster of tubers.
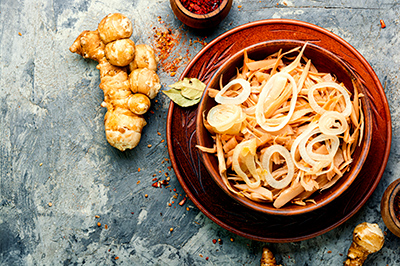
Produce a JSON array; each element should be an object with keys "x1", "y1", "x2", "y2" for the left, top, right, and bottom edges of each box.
[
  {"x1": 259, "y1": 223, "x2": 384, "y2": 266},
  {"x1": 70, "y1": 13, "x2": 161, "y2": 151}
]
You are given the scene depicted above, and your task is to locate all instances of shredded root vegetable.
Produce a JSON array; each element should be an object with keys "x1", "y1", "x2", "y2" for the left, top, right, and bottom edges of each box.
[{"x1": 200, "y1": 44, "x2": 364, "y2": 208}]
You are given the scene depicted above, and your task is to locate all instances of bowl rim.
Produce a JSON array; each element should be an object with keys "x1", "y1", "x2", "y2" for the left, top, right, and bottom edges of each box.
[
  {"x1": 196, "y1": 39, "x2": 373, "y2": 216},
  {"x1": 173, "y1": 0, "x2": 231, "y2": 19},
  {"x1": 389, "y1": 181, "x2": 400, "y2": 228}
]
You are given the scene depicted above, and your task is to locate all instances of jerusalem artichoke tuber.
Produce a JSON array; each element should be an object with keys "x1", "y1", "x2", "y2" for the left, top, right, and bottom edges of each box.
[
  {"x1": 260, "y1": 247, "x2": 280, "y2": 266},
  {"x1": 70, "y1": 13, "x2": 160, "y2": 151},
  {"x1": 344, "y1": 222, "x2": 384, "y2": 266}
]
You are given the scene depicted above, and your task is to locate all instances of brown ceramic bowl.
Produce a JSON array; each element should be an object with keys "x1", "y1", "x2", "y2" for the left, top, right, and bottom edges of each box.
[
  {"x1": 381, "y1": 179, "x2": 400, "y2": 238},
  {"x1": 170, "y1": 0, "x2": 232, "y2": 29},
  {"x1": 196, "y1": 40, "x2": 373, "y2": 216}
]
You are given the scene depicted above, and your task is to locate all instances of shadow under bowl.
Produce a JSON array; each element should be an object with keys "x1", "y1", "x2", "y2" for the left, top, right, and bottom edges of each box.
[{"x1": 196, "y1": 40, "x2": 373, "y2": 216}]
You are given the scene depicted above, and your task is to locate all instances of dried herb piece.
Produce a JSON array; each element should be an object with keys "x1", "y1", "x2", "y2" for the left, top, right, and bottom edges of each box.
[{"x1": 163, "y1": 78, "x2": 206, "y2": 107}]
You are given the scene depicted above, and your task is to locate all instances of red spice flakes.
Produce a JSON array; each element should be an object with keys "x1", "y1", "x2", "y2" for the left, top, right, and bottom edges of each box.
[
  {"x1": 152, "y1": 177, "x2": 157, "y2": 182},
  {"x1": 327, "y1": 250, "x2": 332, "y2": 254},
  {"x1": 95, "y1": 215, "x2": 100, "y2": 218},
  {"x1": 380, "y1": 19, "x2": 386, "y2": 28},
  {"x1": 173, "y1": 188, "x2": 177, "y2": 192},
  {"x1": 138, "y1": 168, "x2": 141, "y2": 172},
  {"x1": 137, "y1": 180, "x2": 141, "y2": 185},
  {"x1": 179, "y1": 197, "x2": 187, "y2": 206},
  {"x1": 168, "y1": 203, "x2": 172, "y2": 207},
  {"x1": 97, "y1": 222, "x2": 101, "y2": 227},
  {"x1": 147, "y1": 144, "x2": 152, "y2": 148},
  {"x1": 152, "y1": 179, "x2": 169, "y2": 188},
  {"x1": 199, "y1": 254, "x2": 203, "y2": 258},
  {"x1": 131, "y1": 212, "x2": 134, "y2": 214},
  {"x1": 157, "y1": 131, "x2": 161, "y2": 136},
  {"x1": 212, "y1": 239, "x2": 217, "y2": 244},
  {"x1": 206, "y1": 257, "x2": 209, "y2": 261},
  {"x1": 145, "y1": 194, "x2": 148, "y2": 198},
  {"x1": 18, "y1": 32, "x2": 22, "y2": 36},
  {"x1": 186, "y1": 207, "x2": 190, "y2": 211},
  {"x1": 105, "y1": 224, "x2": 108, "y2": 229},
  {"x1": 115, "y1": 256, "x2": 119, "y2": 260},
  {"x1": 218, "y1": 238, "x2": 223, "y2": 245},
  {"x1": 230, "y1": 237, "x2": 234, "y2": 242},
  {"x1": 180, "y1": 0, "x2": 221, "y2": 15},
  {"x1": 238, "y1": 5, "x2": 242, "y2": 8}
]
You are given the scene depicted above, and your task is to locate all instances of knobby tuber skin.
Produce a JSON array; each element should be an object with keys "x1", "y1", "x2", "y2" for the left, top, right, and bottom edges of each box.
[
  {"x1": 98, "y1": 13, "x2": 133, "y2": 44},
  {"x1": 260, "y1": 247, "x2": 280, "y2": 266},
  {"x1": 70, "y1": 13, "x2": 159, "y2": 151},
  {"x1": 129, "y1": 44, "x2": 158, "y2": 72},
  {"x1": 105, "y1": 39, "x2": 136, "y2": 67},
  {"x1": 129, "y1": 68, "x2": 161, "y2": 99},
  {"x1": 344, "y1": 222, "x2": 384, "y2": 266}
]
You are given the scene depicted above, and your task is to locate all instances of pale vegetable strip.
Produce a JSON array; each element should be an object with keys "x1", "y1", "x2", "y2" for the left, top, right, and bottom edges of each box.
[{"x1": 201, "y1": 45, "x2": 364, "y2": 208}]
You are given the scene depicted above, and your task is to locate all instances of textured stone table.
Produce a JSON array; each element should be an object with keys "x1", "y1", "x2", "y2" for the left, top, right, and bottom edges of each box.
[{"x1": 1, "y1": 0, "x2": 399, "y2": 265}]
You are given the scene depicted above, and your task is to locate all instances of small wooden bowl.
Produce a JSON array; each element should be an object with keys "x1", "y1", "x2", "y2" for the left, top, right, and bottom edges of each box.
[
  {"x1": 381, "y1": 179, "x2": 400, "y2": 238},
  {"x1": 170, "y1": 0, "x2": 232, "y2": 29},
  {"x1": 196, "y1": 40, "x2": 373, "y2": 216}
]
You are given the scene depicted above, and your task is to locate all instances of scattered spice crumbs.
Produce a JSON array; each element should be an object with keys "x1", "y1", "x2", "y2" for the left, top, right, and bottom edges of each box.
[
  {"x1": 230, "y1": 237, "x2": 234, "y2": 242},
  {"x1": 145, "y1": 194, "x2": 148, "y2": 198},
  {"x1": 138, "y1": 168, "x2": 141, "y2": 172},
  {"x1": 97, "y1": 222, "x2": 101, "y2": 227},
  {"x1": 206, "y1": 257, "x2": 209, "y2": 260},
  {"x1": 95, "y1": 215, "x2": 100, "y2": 218},
  {"x1": 115, "y1": 256, "x2": 119, "y2": 260},
  {"x1": 137, "y1": 180, "x2": 141, "y2": 184},
  {"x1": 170, "y1": 227, "x2": 174, "y2": 232},
  {"x1": 147, "y1": 144, "x2": 152, "y2": 148},
  {"x1": 48, "y1": 202, "x2": 52, "y2": 207},
  {"x1": 212, "y1": 239, "x2": 217, "y2": 244},
  {"x1": 327, "y1": 250, "x2": 332, "y2": 254},
  {"x1": 105, "y1": 224, "x2": 108, "y2": 229},
  {"x1": 18, "y1": 32, "x2": 22, "y2": 36},
  {"x1": 39, "y1": 163, "x2": 43, "y2": 166}
]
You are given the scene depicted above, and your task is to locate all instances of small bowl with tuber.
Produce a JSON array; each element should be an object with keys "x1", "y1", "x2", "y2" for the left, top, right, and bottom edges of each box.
[
  {"x1": 196, "y1": 40, "x2": 373, "y2": 216},
  {"x1": 170, "y1": 0, "x2": 233, "y2": 29}
]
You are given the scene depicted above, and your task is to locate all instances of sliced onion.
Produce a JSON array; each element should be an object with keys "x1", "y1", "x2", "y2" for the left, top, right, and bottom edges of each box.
[
  {"x1": 232, "y1": 139, "x2": 261, "y2": 189},
  {"x1": 306, "y1": 133, "x2": 340, "y2": 162},
  {"x1": 261, "y1": 144, "x2": 294, "y2": 189},
  {"x1": 207, "y1": 104, "x2": 244, "y2": 133},
  {"x1": 215, "y1": 78, "x2": 251, "y2": 105},
  {"x1": 319, "y1": 111, "x2": 348, "y2": 136},
  {"x1": 255, "y1": 72, "x2": 298, "y2": 132},
  {"x1": 291, "y1": 123, "x2": 318, "y2": 173},
  {"x1": 308, "y1": 82, "x2": 352, "y2": 117}
]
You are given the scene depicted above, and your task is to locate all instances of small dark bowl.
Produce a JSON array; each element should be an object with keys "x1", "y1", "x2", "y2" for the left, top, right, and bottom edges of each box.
[
  {"x1": 381, "y1": 178, "x2": 400, "y2": 238},
  {"x1": 170, "y1": 0, "x2": 232, "y2": 29},
  {"x1": 196, "y1": 40, "x2": 373, "y2": 216}
]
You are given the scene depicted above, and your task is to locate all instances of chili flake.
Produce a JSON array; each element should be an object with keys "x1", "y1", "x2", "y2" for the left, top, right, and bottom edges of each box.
[
  {"x1": 212, "y1": 239, "x2": 217, "y2": 244},
  {"x1": 380, "y1": 19, "x2": 386, "y2": 28},
  {"x1": 180, "y1": 0, "x2": 221, "y2": 15},
  {"x1": 95, "y1": 215, "x2": 100, "y2": 218}
]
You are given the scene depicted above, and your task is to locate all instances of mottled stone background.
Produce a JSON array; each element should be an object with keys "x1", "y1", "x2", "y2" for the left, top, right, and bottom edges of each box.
[{"x1": 1, "y1": 0, "x2": 399, "y2": 265}]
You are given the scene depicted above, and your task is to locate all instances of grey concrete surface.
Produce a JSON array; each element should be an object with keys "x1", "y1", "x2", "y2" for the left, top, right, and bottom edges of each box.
[{"x1": 1, "y1": 0, "x2": 399, "y2": 265}]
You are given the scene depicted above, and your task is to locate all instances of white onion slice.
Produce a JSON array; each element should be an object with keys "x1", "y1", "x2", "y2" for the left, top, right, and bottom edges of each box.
[
  {"x1": 255, "y1": 72, "x2": 298, "y2": 132},
  {"x1": 308, "y1": 82, "x2": 352, "y2": 117},
  {"x1": 207, "y1": 104, "x2": 244, "y2": 133},
  {"x1": 291, "y1": 123, "x2": 318, "y2": 173},
  {"x1": 261, "y1": 144, "x2": 294, "y2": 189},
  {"x1": 215, "y1": 78, "x2": 251, "y2": 105},
  {"x1": 319, "y1": 111, "x2": 348, "y2": 136},
  {"x1": 232, "y1": 139, "x2": 260, "y2": 189},
  {"x1": 306, "y1": 133, "x2": 340, "y2": 162}
]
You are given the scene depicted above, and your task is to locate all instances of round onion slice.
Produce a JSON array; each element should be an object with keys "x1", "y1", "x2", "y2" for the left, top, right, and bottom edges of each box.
[
  {"x1": 319, "y1": 111, "x2": 348, "y2": 136},
  {"x1": 255, "y1": 72, "x2": 298, "y2": 132},
  {"x1": 215, "y1": 78, "x2": 251, "y2": 105},
  {"x1": 306, "y1": 133, "x2": 340, "y2": 162},
  {"x1": 291, "y1": 123, "x2": 318, "y2": 173},
  {"x1": 232, "y1": 139, "x2": 260, "y2": 189},
  {"x1": 207, "y1": 104, "x2": 244, "y2": 132},
  {"x1": 261, "y1": 144, "x2": 294, "y2": 189},
  {"x1": 308, "y1": 81, "x2": 352, "y2": 117}
]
